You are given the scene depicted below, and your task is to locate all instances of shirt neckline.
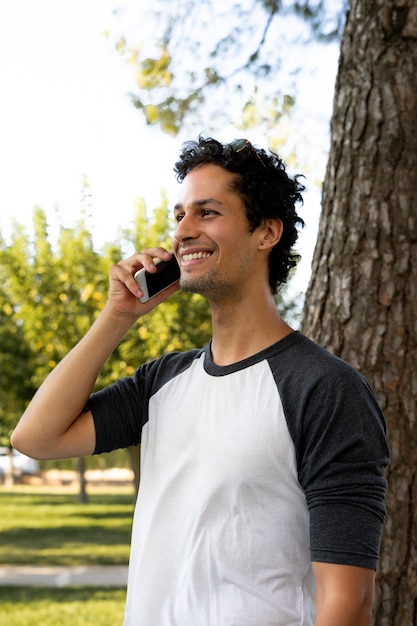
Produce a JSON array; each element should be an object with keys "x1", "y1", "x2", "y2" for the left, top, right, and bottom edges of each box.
[{"x1": 203, "y1": 331, "x2": 301, "y2": 377}]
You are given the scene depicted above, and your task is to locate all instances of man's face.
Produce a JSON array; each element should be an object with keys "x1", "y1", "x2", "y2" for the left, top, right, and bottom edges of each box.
[{"x1": 172, "y1": 164, "x2": 265, "y2": 302}]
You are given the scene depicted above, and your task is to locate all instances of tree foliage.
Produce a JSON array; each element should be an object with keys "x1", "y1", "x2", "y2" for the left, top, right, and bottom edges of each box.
[
  {"x1": 0, "y1": 279, "x2": 36, "y2": 444},
  {"x1": 0, "y1": 210, "x2": 110, "y2": 445},
  {"x1": 110, "y1": 0, "x2": 348, "y2": 135}
]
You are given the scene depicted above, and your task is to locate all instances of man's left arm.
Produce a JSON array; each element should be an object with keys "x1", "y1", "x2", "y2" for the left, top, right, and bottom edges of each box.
[{"x1": 312, "y1": 562, "x2": 375, "y2": 626}]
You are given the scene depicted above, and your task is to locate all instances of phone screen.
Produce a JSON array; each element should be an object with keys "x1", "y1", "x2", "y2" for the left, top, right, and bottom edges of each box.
[{"x1": 144, "y1": 257, "x2": 180, "y2": 298}]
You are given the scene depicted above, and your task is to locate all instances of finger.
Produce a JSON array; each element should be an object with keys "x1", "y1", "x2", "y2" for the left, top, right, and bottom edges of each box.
[
  {"x1": 121, "y1": 248, "x2": 173, "y2": 274},
  {"x1": 109, "y1": 262, "x2": 143, "y2": 298}
]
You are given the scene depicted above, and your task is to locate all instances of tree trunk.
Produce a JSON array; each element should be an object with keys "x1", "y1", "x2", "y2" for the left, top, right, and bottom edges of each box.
[
  {"x1": 76, "y1": 457, "x2": 88, "y2": 504},
  {"x1": 301, "y1": 1, "x2": 417, "y2": 624}
]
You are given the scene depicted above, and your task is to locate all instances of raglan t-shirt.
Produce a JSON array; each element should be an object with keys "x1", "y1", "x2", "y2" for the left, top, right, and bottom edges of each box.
[{"x1": 90, "y1": 331, "x2": 389, "y2": 626}]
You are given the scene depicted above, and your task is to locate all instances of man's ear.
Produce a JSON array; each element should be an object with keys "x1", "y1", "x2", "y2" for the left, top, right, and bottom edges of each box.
[{"x1": 258, "y1": 219, "x2": 283, "y2": 250}]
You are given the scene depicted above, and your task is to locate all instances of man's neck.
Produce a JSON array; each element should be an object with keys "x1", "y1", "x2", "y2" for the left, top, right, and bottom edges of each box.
[{"x1": 209, "y1": 294, "x2": 293, "y2": 366}]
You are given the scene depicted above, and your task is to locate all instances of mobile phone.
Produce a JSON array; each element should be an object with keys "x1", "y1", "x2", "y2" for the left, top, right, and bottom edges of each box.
[{"x1": 134, "y1": 255, "x2": 180, "y2": 303}]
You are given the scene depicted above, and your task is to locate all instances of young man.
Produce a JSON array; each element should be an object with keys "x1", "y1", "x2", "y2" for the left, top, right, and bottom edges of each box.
[{"x1": 12, "y1": 136, "x2": 389, "y2": 626}]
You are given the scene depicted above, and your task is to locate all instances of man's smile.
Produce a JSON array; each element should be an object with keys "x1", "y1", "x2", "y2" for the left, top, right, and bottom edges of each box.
[{"x1": 181, "y1": 251, "x2": 212, "y2": 263}]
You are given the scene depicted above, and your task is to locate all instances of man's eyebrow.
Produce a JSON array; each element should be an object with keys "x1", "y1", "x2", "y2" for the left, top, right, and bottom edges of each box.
[{"x1": 173, "y1": 198, "x2": 223, "y2": 212}]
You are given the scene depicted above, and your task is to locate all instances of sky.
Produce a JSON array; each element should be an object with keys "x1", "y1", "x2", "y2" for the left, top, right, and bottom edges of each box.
[
  {"x1": 0, "y1": 0, "x2": 179, "y2": 241},
  {"x1": 0, "y1": 0, "x2": 339, "y2": 294}
]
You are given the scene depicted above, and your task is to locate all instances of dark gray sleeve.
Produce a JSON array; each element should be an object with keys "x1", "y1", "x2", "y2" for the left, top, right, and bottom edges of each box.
[
  {"x1": 89, "y1": 368, "x2": 148, "y2": 454},
  {"x1": 271, "y1": 334, "x2": 389, "y2": 570},
  {"x1": 89, "y1": 349, "x2": 203, "y2": 454},
  {"x1": 301, "y1": 373, "x2": 388, "y2": 570}
]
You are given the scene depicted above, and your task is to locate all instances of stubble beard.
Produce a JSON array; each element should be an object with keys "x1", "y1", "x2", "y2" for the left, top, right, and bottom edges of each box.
[{"x1": 179, "y1": 269, "x2": 233, "y2": 302}]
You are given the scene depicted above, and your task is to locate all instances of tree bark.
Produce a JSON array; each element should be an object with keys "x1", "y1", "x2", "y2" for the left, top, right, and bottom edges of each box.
[{"x1": 301, "y1": 1, "x2": 417, "y2": 624}]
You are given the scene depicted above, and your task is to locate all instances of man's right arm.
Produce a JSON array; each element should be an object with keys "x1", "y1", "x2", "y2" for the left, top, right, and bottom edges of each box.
[{"x1": 11, "y1": 248, "x2": 179, "y2": 461}]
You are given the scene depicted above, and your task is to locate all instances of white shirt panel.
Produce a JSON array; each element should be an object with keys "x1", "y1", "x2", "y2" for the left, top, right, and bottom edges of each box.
[{"x1": 124, "y1": 353, "x2": 315, "y2": 626}]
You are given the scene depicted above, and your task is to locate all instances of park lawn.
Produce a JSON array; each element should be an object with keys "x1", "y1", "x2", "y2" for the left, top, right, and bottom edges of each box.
[
  {"x1": 0, "y1": 487, "x2": 135, "y2": 565},
  {"x1": 0, "y1": 586, "x2": 126, "y2": 626}
]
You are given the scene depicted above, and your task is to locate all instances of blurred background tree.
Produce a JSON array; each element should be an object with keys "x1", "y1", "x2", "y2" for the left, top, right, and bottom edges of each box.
[{"x1": 110, "y1": 0, "x2": 347, "y2": 136}]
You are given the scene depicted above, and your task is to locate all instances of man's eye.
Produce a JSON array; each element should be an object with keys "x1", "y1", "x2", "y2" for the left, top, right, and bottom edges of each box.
[
  {"x1": 202, "y1": 209, "x2": 216, "y2": 217},
  {"x1": 175, "y1": 214, "x2": 184, "y2": 222}
]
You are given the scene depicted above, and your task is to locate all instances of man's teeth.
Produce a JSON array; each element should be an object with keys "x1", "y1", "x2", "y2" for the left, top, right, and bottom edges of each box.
[{"x1": 182, "y1": 252, "x2": 211, "y2": 262}]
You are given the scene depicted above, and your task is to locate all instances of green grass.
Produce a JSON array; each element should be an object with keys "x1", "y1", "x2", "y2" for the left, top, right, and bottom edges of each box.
[
  {"x1": 0, "y1": 587, "x2": 126, "y2": 625},
  {"x1": 0, "y1": 488, "x2": 135, "y2": 565}
]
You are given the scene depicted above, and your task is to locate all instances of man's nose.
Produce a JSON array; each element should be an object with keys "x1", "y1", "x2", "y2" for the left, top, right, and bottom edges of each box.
[{"x1": 173, "y1": 214, "x2": 200, "y2": 242}]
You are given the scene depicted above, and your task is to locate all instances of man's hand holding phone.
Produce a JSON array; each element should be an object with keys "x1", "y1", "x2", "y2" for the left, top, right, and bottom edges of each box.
[
  {"x1": 107, "y1": 248, "x2": 180, "y2": 321},
  {"x1": 134, "y1": 254, "x2": 180, "y2": 303}
]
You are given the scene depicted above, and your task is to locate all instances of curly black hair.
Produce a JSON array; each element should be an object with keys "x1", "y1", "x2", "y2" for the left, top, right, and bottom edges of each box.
[{"x1": 174, "y1": 136, "x2": 305, "y2": 293}]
